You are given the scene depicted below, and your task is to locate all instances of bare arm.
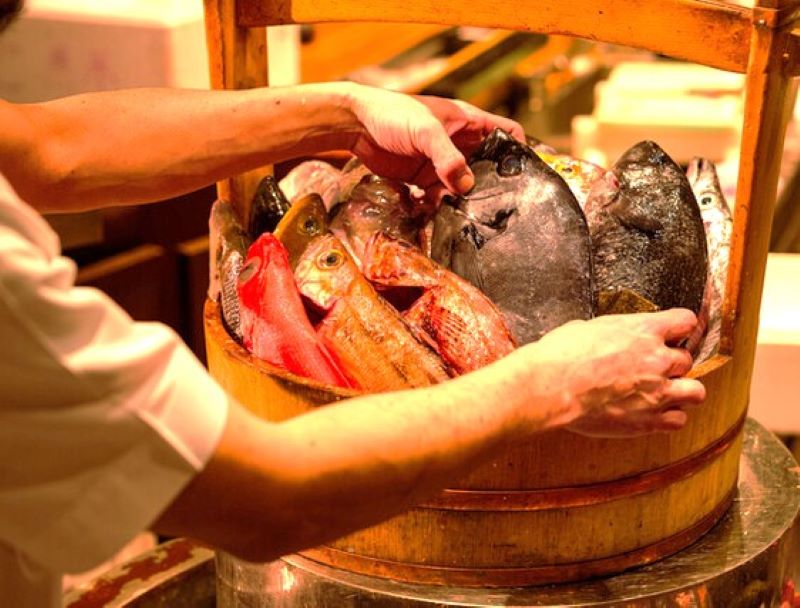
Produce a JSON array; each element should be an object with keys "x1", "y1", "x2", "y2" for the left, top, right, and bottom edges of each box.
[
  {"x1": 0, "y1": 84, "x2": 522, "y2": 213},
  {"x1": 153, "y1": 309, "x2": 704, "y2": 563}
]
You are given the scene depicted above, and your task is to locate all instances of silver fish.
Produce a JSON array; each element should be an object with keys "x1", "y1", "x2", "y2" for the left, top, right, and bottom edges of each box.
[
  {"x1": 208, "y1": 199, "x2": 250, "y2": 340},
  {"x1": 687, "y1": 157, "x2": 733, "y2": 363}
]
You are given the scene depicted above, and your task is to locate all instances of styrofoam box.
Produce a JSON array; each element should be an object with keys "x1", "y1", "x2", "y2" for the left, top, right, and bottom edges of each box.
[
  {"x1": 572, "y1": 62, "x2": 745, "y2": 166},
  {"x1": 0, "y1": 0, "x2": 300, "y2": 103}
]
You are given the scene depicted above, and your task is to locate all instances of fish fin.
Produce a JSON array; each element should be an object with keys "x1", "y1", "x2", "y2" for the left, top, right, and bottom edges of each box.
[
  {"x1": 612, "y1": 200, "x2": 664, "y2": 234},
  {"x1": 451, "y1": 225, "x2": 486, "y2": 292},
  {"x1": 430, "y1": 203, "x2": 461, "y2": 267},
  {"x1": 598, "y1": 289, "x2": 659, "y2": 315}
]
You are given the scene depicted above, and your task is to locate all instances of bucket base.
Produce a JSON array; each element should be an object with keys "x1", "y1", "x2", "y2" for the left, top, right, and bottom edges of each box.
[{"x1": 215, "y1": 418, "x2": 800, "y2": 606}]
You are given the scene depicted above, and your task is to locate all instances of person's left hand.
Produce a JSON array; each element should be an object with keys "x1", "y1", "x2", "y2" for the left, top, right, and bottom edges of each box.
[{"x1": 345, "y1": 84, "x2": 524, "y2": 197}]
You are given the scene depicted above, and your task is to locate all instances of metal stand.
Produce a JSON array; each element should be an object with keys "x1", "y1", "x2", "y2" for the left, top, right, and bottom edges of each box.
[{"x1": 217, "y1": 419, "x2": 800, "y2": 607}]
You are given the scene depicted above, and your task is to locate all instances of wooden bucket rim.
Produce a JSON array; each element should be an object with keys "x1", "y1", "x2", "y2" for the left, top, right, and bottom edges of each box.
[{"x1": 204, "y1": 297, "x2": 730, "y2": 398}]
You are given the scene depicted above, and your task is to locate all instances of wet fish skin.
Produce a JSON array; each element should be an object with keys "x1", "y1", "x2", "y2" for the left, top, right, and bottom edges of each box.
[
  {"x1": 536, "y1": 150, "x2": 606, "y2": 210},
  {"x1": 278, "y1": 160, "x2": 343, "y2": 211},
  {"x1": 585, "y1": 140, "x2": 708, "y2": 315},
  {"x1": 329, "y1": 174, "x2": 426, "y2": 268},
  {"x1": 687, "y1": 157, "x2": 733, "y2": 362},
  {"x1": 249, "y1": 176, "x2": 291, "y2": 237},
  {"x1": 363, "y1": 233, "x2": 516, "y2": 375},
  {"x1": 237, "y1": 233, "x2": 357, "y2": 389},
  {"x1": 208, "y1": 199, "x2": 250, "y2": 341},
  {"x1": 295, "y1": 234, "x2": 450, "y2": 391},
  {"x1": 431, "y1": 128, "x2": 595, "y2": 345},
  {"x1": 273, "y1": 193, "x2": 329, "y2": 268}
]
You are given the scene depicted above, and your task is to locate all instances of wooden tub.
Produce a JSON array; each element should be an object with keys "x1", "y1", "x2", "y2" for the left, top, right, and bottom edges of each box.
[
  {"x1": 201, "y1": 0, "x2": 798, "y2": 588},
  {"x1": 204, "y1": 298, "x2": 743, "y2": 586}
]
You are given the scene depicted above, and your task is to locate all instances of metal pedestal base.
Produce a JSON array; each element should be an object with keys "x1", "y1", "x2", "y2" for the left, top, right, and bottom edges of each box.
[{"x1": 217, "y1": 419, "x2": 800, "y2": 607}]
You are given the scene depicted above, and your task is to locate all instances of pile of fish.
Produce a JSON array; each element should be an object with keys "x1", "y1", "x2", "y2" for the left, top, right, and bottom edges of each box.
[{"x1": 208, "y1": 129, "x2": 732, "y2": 392}]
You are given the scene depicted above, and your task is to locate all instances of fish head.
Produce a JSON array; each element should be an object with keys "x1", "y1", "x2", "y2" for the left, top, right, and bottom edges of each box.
[
  {"x1": 460, "y1": 128, "x2": 547, "y2": 230},
  {"x1": 686, "y1": 157, "x2": 733, "y2": 227},
  {"x1": 249, "y1": 175, "x2": 291, "y2": 236},
  {"x1": 237, "y1": 233, "x2": 288, "y2": 307},
  {"x1": 330, "y1": 174, "x2": 424, "y2": 262},
  {"x1": 272, "y1": 193, "x2": 329, "y2": 267},
  {"x1": 594, "y1": 140, "x2": 700, "y2": 234},
  {"x1": 294, "y1": 234, "x2": 361, "y2": 312},
  {"x1": 362, "y1": 232, "x2": 437, "y2": 288}
]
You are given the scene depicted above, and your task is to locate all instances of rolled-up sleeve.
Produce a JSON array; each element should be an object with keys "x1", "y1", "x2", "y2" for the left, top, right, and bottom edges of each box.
[{"x1": 0, "y1": 178, "x2": 228, "y2": 574}]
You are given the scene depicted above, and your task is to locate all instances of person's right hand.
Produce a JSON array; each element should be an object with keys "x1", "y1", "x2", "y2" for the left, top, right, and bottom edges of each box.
[{"x1": 519, "y1": 309, "x2": 705, "y2": 438}]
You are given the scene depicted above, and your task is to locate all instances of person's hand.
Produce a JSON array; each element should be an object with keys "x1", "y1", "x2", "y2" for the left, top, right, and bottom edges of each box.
[
  {"x1": 344, "y1": 84, "x2": 524, "y2": 197},
  {"x1": 521, "y1": 309, "x2": 705, "y2": 438}
]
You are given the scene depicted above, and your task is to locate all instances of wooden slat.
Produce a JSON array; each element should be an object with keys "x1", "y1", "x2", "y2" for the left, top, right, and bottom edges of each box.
[
  {"x1": 204, "y1": 0, "x2": 271, "y2": 222},
  {"x1": 722, "y1": 17, "x2": 799, "y2": 371},
  {"x1": 239, "y1": 0, "x2": 754, "y2": 73}
]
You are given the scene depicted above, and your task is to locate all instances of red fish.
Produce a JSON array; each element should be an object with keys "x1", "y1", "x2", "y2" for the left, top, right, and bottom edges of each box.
[
  {"x1": 237, "y1": 233, "x2": 357, "y2": 389},
  {"x1": 294, "y1": 234, "x2": 450, "y2": 391},
  {"x1": 362, "y1": 233, "x2": 516, "y2": 375}
]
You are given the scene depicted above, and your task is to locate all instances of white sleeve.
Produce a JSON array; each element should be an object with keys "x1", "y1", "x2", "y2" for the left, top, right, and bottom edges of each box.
[{"x1": 0, "y1": 191, "x2": 228, "y2": 574}]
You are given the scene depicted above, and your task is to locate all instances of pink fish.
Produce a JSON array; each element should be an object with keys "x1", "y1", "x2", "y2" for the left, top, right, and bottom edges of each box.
[
  {"x1": 238, "y1": 233, "x2": 357, "y2": 389},
  {"x1": 362, "y1": 233, "x2": 516, "y2": 375}
]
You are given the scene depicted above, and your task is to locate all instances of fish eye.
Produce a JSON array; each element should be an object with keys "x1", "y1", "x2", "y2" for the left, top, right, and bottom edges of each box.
[
  {"x1": 238, "y1": 258, "x2": 260, "y2": 284},
  {"x1": 318, "y1": 250, "x2": 344, "y2": 269},
  {"x1": 700, "y1": 196, "x2": 714, "y2": 208},
  {"x1": 498, "y1": 154, "x2": 522, "y2": 176},
  {"x1": 302, "y1": 217, "x2": 320, "y2": 235}
]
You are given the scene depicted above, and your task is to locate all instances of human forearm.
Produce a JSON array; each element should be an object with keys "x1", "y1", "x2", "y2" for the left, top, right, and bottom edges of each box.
[
  {"x1": 152, "y1": 310, "x2": 704, "y2": 562},
  {"x1": 1, "y1": 84, "x2": 363, "y2": 212},
  {"x1": 153, "y1": 353, "x2": 561, "y2": 563}
]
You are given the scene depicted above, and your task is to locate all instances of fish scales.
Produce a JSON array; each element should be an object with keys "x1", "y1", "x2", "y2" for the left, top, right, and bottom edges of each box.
[
  {"x1": 431, "y1": 128, "x2": 594, "y2": 345},
  {"x1": 295, "y1": 235, "x2": 450, "y2": 392},
  {"x1": 585, "y1": 141, "x2": 708, "y2": 315},
  {"x1": 209, "y1": 199, "x2": 250, "y2": 341},
  {"x1": 317, "y1": 281, "x2": 450, "y2": 390},
  {"x1": 363, "y1": 233, "x2": 515, "y2": 375}
]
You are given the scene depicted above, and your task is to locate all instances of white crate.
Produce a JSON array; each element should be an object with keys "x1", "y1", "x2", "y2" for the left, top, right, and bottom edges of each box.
[{"x1": 0, "y1": 0, "x2": 300, "y2": 103}]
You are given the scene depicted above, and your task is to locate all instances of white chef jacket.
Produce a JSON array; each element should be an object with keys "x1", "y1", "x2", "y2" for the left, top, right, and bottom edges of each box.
[{"x1": 0, "y1": 172, "x2": 229, "y2": 607}]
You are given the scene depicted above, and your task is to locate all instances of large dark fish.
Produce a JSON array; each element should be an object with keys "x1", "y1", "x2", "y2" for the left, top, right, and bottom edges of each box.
[
  {"x1": 584, "y1": 141, "x2": 708, "y2": 315},
  {"x1": 329, "y1": 174, "x2": 427, "y2": 268},
  {"x1": 431, "y1": 128, "x2": 595, "y2": 345},
  {"x1": 249, "y1": 176, "x2": 291, "y2": 237},
  {"x1": 687, "y1": 157, "x2": 733, "y2": 362},
  {"x1": 208, "y1": 199, "x2": 250, "y2": 341}
]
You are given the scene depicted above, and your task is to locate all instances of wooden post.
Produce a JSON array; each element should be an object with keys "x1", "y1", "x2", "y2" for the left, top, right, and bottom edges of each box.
[
  {"x1": 203, "y1": 0, "x2": 271, "y2": 223},
  {"x1": 723, "y1": 1, "x2": 799, "y2": 396}
]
